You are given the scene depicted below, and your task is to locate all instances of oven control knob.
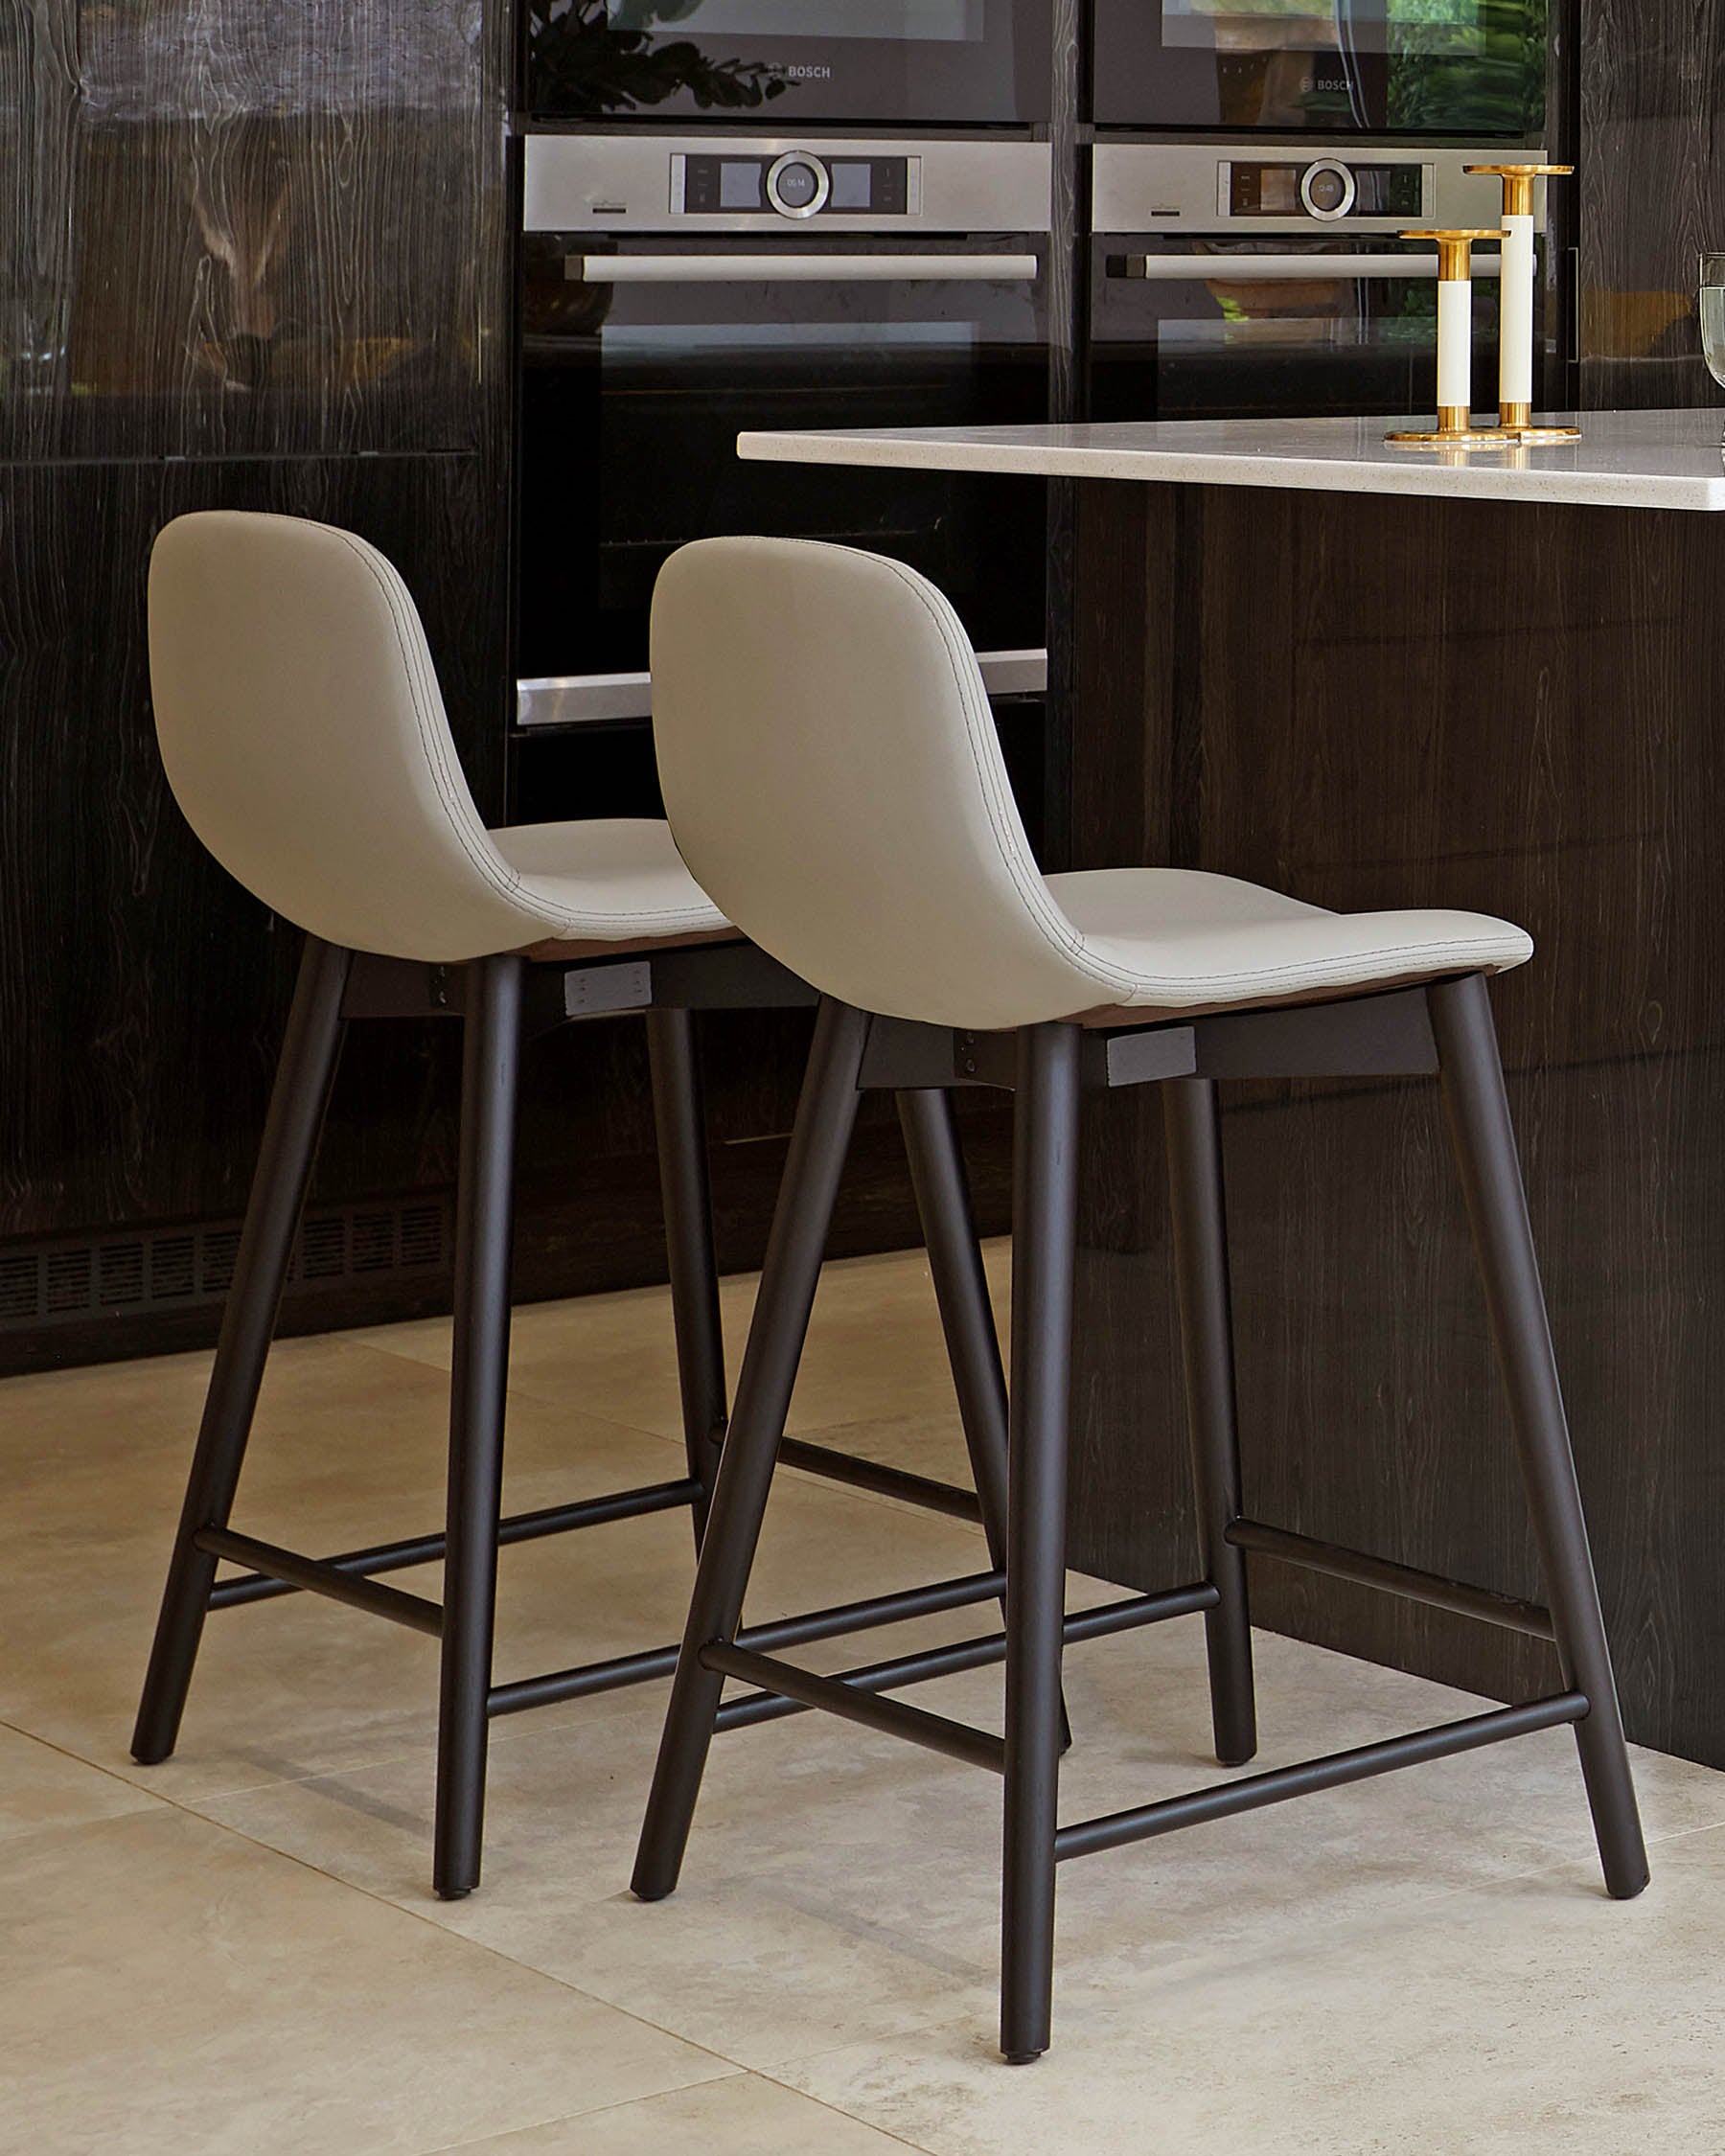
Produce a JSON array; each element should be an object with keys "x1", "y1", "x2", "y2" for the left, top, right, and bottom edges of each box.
[
  {"x1": 1300, "y1": 159, "x2": 1357, "y2": 221},
  {"x1": 767, "y1": 151, "x2": 831, "y2": 220}
]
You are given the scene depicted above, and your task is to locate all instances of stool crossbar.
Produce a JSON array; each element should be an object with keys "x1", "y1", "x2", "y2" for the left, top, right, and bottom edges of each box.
[
  {"x1": 136, "y1": 510, "x2": 1050, "y2": 1905},
  {"x1": 631, "y1": 978, "x2": 1648, "y2": 2059},
  {"x1": 132, "y1": 929, "x2": 1024, "y2": 1898},
  {"x1": 625, "y1": 530, "x2": 1647, "y2": 2064}
]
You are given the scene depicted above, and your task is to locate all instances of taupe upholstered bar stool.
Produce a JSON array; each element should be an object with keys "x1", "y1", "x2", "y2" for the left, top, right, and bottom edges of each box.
[
  {"x1": 630, "y1": 536, "x2": 1649, "y2": 2061},
  {"x1": 134, "y1": 513, "x2": 1021, "y2": 1901}
]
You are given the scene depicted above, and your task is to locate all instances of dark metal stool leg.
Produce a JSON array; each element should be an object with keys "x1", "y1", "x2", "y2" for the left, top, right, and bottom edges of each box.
[
  {"x1": 632, "y1": 998, "x2": 869, "y2": 1902},
  {"x1": 1429, "y1": 973, "x2": 1648, "y2": 1901},
  {"x1": 1163, "y1": 1078, "x2": 1258, "y2": 1769},
  {"x1": 1000, "y1": 1022, "x2": 1082, "y2": 2064},
  {"x1": 434, "y1": 953, "x2": 523, "y2": 1901},
  {"x1": 132, "y1": 936, "x2": 352, "y2": 1765},
  {"x1": 649, "y1": 1007, "x2": 728, "y2": 1545},
  {"x1": 899, "y1": 1087, "x2": 1073, "y2": 1751},
  {"x1": 896, "y1": 1089, "x2": 1012, "y2": 1559}
]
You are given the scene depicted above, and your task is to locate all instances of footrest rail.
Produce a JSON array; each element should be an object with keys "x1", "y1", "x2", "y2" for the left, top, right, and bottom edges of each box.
[
  {"x1": 714, "y1": 1585, "x2": 1218, "y2": 1736},
  {"x1": 207, "y1": 1479, "x2": 704, "y2": 1611},
  {"x1": 702, "y1": 1640, "x2": 1007, "y2": 1772},
  {"x1": 488, "y1": 1569, "x2": 1008, "y2": 1719},
  {"x1": 777, "y1": 1436, "x2": 984, "y2": 1525},
  {"x1": 1227, "y1": 1519, "x2": 1555, "y2": 1640},
  {"x1": 195, "y1": 1526, "x2": 445, "y2": 1637},
  {"x1": 1054, "y1": 1691, "x2": 1589, "y2": 1863}
]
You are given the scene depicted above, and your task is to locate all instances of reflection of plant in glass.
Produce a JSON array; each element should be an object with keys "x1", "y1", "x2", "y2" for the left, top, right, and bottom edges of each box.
[
  {"x1": 528, "y1": 0, "x2": 789, "y2": 112},
  {"x1": 1387, "y1": 0, "x2": 1545, "y2": 130},
  {"x1": 1388, "y1": 0, "x2": 1481, "y2": 51},
  {"x1": 609, "y1": 0, "x2": 707, "y2": 24}
]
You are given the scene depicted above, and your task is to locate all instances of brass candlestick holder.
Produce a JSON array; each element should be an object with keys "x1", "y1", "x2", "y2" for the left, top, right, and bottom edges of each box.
[
  {"x1": 1386, "y1": 230, "x2": 1517, "y2": 447},
  {"x1": 1464, "y1": 163, "x2": 1580, "y2": 443}
]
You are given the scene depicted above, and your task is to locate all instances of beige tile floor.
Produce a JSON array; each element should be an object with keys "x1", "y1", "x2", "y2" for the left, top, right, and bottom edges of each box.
[{"x1": 3, "y1": 1243, "x2": 1723, "y2": 2155}]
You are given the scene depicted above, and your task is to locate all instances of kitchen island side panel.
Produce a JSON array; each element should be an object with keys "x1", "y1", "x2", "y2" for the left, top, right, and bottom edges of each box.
[{"x1": 1064, "y1": 476, "x2": 1725, "y2": 1768}]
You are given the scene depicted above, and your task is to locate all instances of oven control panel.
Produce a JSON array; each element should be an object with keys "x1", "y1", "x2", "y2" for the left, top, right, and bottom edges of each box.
[
  {"x1": 1226, "y1": 159, "x2": 1425, "y2": 224},
  {"x1": 1092, "y1": 143, "x2": 1536, "y2": 237},
  {"x1": 678, "y1": 151, "x2": 916, "y2": 221},
  {"x1": 522, "y1": 134, "x2": 1051, "y2": 237}
]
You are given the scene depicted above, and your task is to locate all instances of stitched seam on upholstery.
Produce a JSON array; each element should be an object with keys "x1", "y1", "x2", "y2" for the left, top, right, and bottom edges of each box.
[
  {"x1": 841, "y1": 546, "x2": 1138, "y2": 998},
  {"x1": 1112, "y1": 931, "x2": 1531, "y2": 998},
  {"x1": 323, "y1": 535, "x2": 716, "y2": 931},
  {"x1": 320, "y1": 530, "x2": 567, "y2": 932}
]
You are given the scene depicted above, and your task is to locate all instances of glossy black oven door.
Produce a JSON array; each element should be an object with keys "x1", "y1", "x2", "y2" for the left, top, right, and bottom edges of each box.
[
  {"x1": 525, "y1": 0, "x2": 1052, "y2": 127},
  {"x1": 1090, "y1": 239, "x2": 1505, "y2": 422},
  {"x1": 517, "y1": 238, "x2": 1050, "y2": 687},
  {"x1": 1091, "y1": 0, "x2": 1547, "y2": 137}
]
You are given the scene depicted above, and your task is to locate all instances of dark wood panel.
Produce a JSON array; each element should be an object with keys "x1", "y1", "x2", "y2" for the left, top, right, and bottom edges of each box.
[
  {"x1": 1, "y1": 1, "x2": 512, "y2": 462},
  {"x1": 1066, "y1": 478, "x2": 1725, "y2": 1767},
  {"x1": 1578, "y1": 0, "x2": 1725, "y2": 408},
  {"x1": 1, "y1": 1093, "x2": 1016, "y2": 1379},
  {"x1": 0, "y1": 448, "x2": 510, "y2": 1248}
]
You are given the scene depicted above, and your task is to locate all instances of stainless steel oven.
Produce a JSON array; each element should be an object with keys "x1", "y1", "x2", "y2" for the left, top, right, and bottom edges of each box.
[
  {"x1": 1091, "y1": 0, "x2": 1548, "y2": 139},
  {"x1": 1089, "y1": 144, "x2": 1557, "y2": 423},
  {"x1": 523, "y1": 0, "x2": 1052, "y2": 128},
  {"x1": 516, "y1": 134, "x2": 1052, "y2": 736}
]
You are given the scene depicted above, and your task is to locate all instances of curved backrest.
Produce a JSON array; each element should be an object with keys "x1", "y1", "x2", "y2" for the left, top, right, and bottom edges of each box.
[
  {"x1": 149, "y1": 512, "x2": 561, "y2": 962},
  {"x1": 651, "y1": 538, "x2": 1116, "y2": 1029}
]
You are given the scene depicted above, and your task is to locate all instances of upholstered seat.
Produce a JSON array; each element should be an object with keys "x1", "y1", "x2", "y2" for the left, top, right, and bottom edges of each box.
[
  {"x1": 1046, "y1": 866, "x2": 1531, "y2": 1018},
  {"x1": 645, "y1": 535, "x2": 1530, "y2": 1033},
  {"x1": 135, "y1": 515, "x2": 1022, "y2": 1913},
  {"x1": 632, "y1": 534, "x2": 1646, "y2": 2067},
  {"x1": 148, "y1": 512, "x2": 729, "y2": 963}
]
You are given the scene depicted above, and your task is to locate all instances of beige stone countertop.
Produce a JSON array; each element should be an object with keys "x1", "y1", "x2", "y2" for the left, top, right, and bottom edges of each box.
[{"x1": 737, "y1": 407, "x2": 1725, "y2": 512}]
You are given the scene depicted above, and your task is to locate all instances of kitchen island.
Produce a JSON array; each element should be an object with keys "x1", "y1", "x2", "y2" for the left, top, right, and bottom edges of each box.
[{"x1": 742, "y1": 410, "x2": 1725, "y2": 1767}]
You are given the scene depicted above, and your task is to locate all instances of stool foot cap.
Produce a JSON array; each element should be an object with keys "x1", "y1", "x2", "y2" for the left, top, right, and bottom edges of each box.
[{"x1": 1002, "y1": 2051, "x2": 1046, "y2": 2067}]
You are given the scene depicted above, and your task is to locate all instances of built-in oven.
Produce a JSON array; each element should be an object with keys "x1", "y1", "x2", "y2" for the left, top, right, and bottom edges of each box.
[
  {"x1": 1089, "y1": 144, "x2": 1558, "y2": 423},
  {"x1": 515, "y1": 133, "x2": 1052, "y2": 817},
  {"x1": 1091, "y1": 0, "x2": 1548, "y2": 139},
  {"x1": 523, "y1": 1, "x2": 1052, "y2": 129}
]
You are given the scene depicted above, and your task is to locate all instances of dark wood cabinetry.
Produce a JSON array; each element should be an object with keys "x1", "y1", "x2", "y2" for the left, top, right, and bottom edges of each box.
[
  {"x1": 1058, "y1": 0, "x2": 1725, "y2": 1770},
  {"x1": 0, "y1": 3, "x2": 1003, "y2": 1376},
  {"x1": 1576, "y1": 2, "x2": 1725, "y2": 408},
  {"x1": 1, "y1": 4, "x2": 515, "y2": 1367},
  {"x1": 1060, "y1": 476, "x2": 1725, "y2": 1770}
]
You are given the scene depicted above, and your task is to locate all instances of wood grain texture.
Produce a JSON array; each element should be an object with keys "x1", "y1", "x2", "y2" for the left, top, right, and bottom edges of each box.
[
  {"x1": 0, "y1": 448, "x2": 510, "y2": 1236},
  {"x1": 0, "y1": 1, "x2": 518, "y2": 1364},
  {"x1": 1065, "y1": 478, "x2": 1725, "y2": 1767},
  {"x1": 1577, "y1": 0, "x2": 1725, "y2": 407},
  {"x1": 0, "y1": 0, "x2": 1015, "y2": 1380},
  {"x1": 1, "y1": 1, "x2": 511, "y2": 460}
]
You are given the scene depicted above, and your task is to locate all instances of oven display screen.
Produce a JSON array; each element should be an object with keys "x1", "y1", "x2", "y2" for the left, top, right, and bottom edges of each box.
[
  {"x1": 1163, "y1": 1, "x2": 1486, "y2": 53},
  {"x1": 608, "y1": 0, "x2": 986, "y2": 38},
  {"x1": 683, "y1": 155, "x2": 910, "y2": 215},
  {"x1": 1229, "y1": 162, "x2": 1424, "y2": 215}
]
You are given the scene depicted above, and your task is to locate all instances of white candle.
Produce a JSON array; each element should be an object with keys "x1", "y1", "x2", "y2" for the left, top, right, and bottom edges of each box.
[
  {"x1": 1500, "y1": 212, "x2": 1536, "y2": 410},
  {"x1": 1437, "y1": 273, "x2": 1473, "y2": 415}
]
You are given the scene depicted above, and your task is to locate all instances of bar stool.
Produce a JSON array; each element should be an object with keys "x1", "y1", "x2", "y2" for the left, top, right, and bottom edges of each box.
[
  {"x1": 133, "y1": 513, "x2": 1020, "y2": 1901},
  {"x1": 629, "y1": 536, "x2": 1649, "y2": 2061}
]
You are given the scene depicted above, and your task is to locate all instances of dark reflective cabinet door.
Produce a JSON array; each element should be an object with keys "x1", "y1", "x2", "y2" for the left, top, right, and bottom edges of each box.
[
  {"x1": 1092, "y1": 0, "x2": 1549, "y2": 137},
  {"x1": 517, "y1": 239, "x2": 1050, "y2": 681},
  {"x1": 523, "y1": 0, "x2": 1052, "y2": 126}
]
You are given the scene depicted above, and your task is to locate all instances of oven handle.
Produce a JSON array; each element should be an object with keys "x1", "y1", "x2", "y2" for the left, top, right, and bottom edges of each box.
[
  {"x1": 1111, "y1": 252, "x2": 1502, "y2": 282},
  {"x1": 518, "y1": 649, "x2": 1048, "y2": 727},
  {"x1": 566, "y1": 252, "x2": 1042, "y2": 286}
]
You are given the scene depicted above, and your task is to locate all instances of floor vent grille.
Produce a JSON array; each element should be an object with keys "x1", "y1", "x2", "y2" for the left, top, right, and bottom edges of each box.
[{"x1": 0, "y1": 1198, "x2": 451, "y2": 1333}]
